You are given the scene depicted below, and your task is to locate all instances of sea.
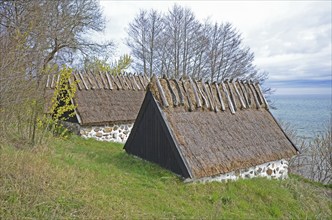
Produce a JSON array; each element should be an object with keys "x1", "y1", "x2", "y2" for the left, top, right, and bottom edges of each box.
[{"x1": 269, "y1": 94, "x2": 331, "y2": 140}]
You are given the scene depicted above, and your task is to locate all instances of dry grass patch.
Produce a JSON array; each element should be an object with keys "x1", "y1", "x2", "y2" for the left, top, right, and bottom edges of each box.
[{"x1": 0, "y1": 136, "x2": 331, "y2": 219}]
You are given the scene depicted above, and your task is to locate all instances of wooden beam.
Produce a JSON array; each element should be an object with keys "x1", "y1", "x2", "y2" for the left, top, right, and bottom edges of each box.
[
  {"x1": 144, "y1": 74, "x2": 150, "y2": 84},
  {"x1": 132, "y1": 75, "x2": 141, "y2": 90},
  {"x1": 248, "y1": 80, "x2": 260, "y2": 109},
  {"x1": 195, "y1": 80, "x2": 209, "y2": 109},
  {"x1": 215, "y1": 82, "x2": 226, "y2": 111},
  {"x1": 116, "y1": 76, "x2": 125, "y2": 89},
  {"x1": 243, "y1": 81, "x2": 252, "y2": 107},
  {"x1": 78, "y1": 71, "x2": 89, "y2": 90},
  {"x1": 202, "y1": 82, "x2": 214, "y2": 111},
  {"x1": 140, "y1": 74, "x2": 147, "y2": 87},
  {"x1": 189, "y1": 77, "x2": 202, "y2": 108},
  {"x1": 84, "y1": 71, "x2": 96, "y2": 90},
  {"x1": 233, "y1": 80, "x2": 246, "y2": 109},
  {"x1": 221, "y1": 82, "x2": 235, "y2": 114},
  {"x1": 68, "y1": 97, "x2": 81, "y2": 124},
  {"x1": 138, "y1": 75, "x2": 146, "y2": 89},
  {"x1": 74, "y1": 72, "x2": 83, "y2": 90},
  {"x1": 111, "y1": 75, "x2": 121, "y2": 90},
  {"x1": 174, "y1": 79, "x2": 185, "y2": 105},
  {"x1": 238, "y1": 80, "x2": 249, "y2": 108},
  {"x1": 166, "y1": 78, "x2": 178, "y2": 106},
  {"x1": 121, "y1": 75, "x2": 128, "y2": 89},
  {"x1": 255, "y1": 82, "x2": 269, "y2": 109},
  {"x1": 226, "y1": 80, "x2": 237, "y2": 112},
  {"x1": 156, "y1": 77, "x2": 169, "y2": 107},
  {"x1": 105, "y1": 72, "x2": 113, "y2": 90},
  {"x1": 208, "y1": 82, "x2": 218, "y2": 112},
  {"x1": 99, "y1": 71, "x2": 107, "y2": 89},
  {"x1": 252, "y1": 82, "x2": 263, "y2": 105},
  {"x1": 127, "y1": 76, "x2": 135, "y2": 90},
  {"x1": 91, "y1": 71, "x2": 102, "y2": 89},
  {"x1": 122, "y1": 75, "x2": 130, "y2": 89},
  {"x1": 71, "y1": 72, "x2": 81, "y2": 90},
  {"x1": 181, "y1": 80, "x2": 193, "y2": 111}
]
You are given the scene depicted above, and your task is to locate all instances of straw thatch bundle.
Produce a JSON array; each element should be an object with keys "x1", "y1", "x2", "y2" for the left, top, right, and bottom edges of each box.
[
  {"x1": 125, "y1": 76, "x2": 298, "y2": 179},
  {"x1": 44, "y1": 72, "x2": 149, "y2": 125}
]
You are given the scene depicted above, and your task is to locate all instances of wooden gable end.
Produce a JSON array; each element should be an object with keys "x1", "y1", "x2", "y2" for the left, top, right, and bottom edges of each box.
[{"x1": 124, "y1": 91, "x2": 191, "y2": 178}]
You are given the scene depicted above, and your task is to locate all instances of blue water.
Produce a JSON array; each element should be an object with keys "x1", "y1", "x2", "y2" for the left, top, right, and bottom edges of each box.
[{"x1": 270, "y1": 94, "x2": 331, "y2": 139}]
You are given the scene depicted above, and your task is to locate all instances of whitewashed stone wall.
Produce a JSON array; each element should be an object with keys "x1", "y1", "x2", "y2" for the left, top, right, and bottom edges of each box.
[
  {"x1": 188, "y1": 159, "x2": 289, "y2": 183},
  {"x1": 80, "y1": 123, "x2": 133, "y2": 143}
]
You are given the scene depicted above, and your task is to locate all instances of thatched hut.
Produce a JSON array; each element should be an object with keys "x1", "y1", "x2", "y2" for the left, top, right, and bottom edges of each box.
[
  {"x1": 44, "y1": 72, "x2": 149, "y2": 143},
  {"x1": 124, "y1": 76, "x2": 299, "y2": 182}
]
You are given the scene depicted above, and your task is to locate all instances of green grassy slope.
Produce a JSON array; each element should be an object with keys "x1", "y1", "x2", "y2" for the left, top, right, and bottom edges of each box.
[{"x1": 1, "y1": 136, "x2": 331, "y2": 219}]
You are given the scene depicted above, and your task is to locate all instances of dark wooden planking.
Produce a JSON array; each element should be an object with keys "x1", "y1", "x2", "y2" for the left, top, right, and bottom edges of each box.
[{"x1": 124, "y1": 91, "x2": 191, "y2": 178}]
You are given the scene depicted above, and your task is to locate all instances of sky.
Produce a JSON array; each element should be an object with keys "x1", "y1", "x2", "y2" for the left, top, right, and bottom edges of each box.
[{"x1": 97, "y1": 0, "x2": 331, "y2": 95}]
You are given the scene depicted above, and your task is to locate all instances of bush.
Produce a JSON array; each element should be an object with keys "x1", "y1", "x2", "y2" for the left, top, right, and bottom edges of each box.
[{"x1": 289, "y1": 126, "x2": 332, "y2": 184}]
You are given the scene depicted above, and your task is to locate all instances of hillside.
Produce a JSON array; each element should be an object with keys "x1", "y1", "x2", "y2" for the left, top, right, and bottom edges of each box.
[{"x1": 1, "y1": 136, "x2": 331, "y2": 219}]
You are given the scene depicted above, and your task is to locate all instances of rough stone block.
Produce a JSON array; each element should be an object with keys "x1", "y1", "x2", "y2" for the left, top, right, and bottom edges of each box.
[
  {"x1": 104, "y1": 127, "x2": 113, "y2": 133},
  {"x1": 96, "y1": 132, "x2": 103, "y2": 137}
]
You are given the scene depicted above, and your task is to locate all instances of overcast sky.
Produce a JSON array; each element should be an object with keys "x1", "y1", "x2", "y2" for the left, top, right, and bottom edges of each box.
[{"x1": 97, "y1": 0, "x2": 331, "y2": 95}]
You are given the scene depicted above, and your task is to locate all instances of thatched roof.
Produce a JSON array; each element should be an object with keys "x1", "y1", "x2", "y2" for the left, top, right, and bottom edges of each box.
[
  {"x1": 126, "y1": 76, "x2": 298, "y2": 179},
  {"x1": 44, "y1": 72, "x2": 149, "y2": 125}
]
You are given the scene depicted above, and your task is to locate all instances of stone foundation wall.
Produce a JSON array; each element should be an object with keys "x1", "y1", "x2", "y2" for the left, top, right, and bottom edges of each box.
[
  {"x1": 80, "y1": 123, "x2": 133, "y2": 143},
  {"x1": 190, "y1": 159, "x2": 289, "y2": 183}
]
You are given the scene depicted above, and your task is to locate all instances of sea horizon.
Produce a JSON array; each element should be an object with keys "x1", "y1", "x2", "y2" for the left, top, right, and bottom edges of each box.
[{"x1": 269, "y1": 93, "x2": 331, "y2": 140}]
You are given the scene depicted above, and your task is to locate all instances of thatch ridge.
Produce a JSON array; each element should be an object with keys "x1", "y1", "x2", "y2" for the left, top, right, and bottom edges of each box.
[
  {"x1": 45, "y1": 71, "x2": 149, "y2": 91},
  {"x1": 44, "y1": 71, "x2": 149, "y2": 125},
  {"x1": 149, "y1": 75, "x2": 268, "y2": 114}
]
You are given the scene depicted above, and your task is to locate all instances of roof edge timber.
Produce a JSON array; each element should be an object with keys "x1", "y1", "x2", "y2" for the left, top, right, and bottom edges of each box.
[
  {"x1": 45, "y1": 71, "x2": 150, "y2": 91},
  {"x1": 149, "y1": 75, "x2": 269, "y2": 114}
]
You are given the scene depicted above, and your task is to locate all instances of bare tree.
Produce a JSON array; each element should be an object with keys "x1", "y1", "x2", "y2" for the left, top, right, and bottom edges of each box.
[
  {"x1": 126, "y1": 9, "x2": 163, "y2": 77},
  {"x1": 1, "y1": 0, "x2": 114, "y2": 74},
  {"x1": 126, "y1": 4, "x2": 267, "y2": 83},
  {"x1": 0, "y1": 0, "x2": 114, "y2": 145}
]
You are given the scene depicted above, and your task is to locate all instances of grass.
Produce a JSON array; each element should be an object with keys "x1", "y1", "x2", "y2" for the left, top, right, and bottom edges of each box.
[{"x1": 1, "y1": 136, "x2": 331, "y2": 219}]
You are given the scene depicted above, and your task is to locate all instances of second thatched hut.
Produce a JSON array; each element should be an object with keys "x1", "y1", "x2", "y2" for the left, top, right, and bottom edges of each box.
[{"x1": 44, "y1": 72, "x2": 149, "y2": 143}]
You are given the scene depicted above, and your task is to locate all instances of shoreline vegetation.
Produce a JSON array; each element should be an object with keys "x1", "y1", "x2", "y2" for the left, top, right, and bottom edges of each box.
[{"x1": 1, "y1": 135, "x2": 331, "y2": 219}]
